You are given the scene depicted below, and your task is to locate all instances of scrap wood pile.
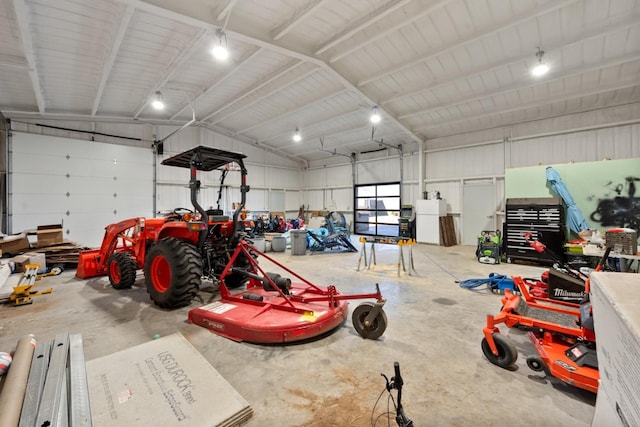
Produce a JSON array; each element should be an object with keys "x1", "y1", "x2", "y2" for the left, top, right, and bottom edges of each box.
[
  {"x1": 30, "y1": 241, "x2": 88, "y2": 266},
  {"x1": 0, "y1": 224, "x2": 88, "y2": 267}
]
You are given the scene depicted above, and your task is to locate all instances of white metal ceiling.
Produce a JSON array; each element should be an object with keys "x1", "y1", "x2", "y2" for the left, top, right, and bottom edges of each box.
[{"x1": 0, "y1": 0, "x2": 639, "y2": 164}]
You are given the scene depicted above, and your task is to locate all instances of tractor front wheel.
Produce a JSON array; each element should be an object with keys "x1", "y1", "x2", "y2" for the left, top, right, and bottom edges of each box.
[
  {"x1": 107, "y1": 252, "x2": 136, "y2": 290},
  {"x1": 481, "y1": 333, "x2": 518, "y2": 368},
  {"x1": 144, "y1": 238, "x2": 202, "y2": 309}
]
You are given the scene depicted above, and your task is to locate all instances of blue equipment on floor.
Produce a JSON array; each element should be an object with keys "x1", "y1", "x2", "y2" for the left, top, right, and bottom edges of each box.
[{"x1": 458, "y1": 273, "x2": 516, "y2": 294}]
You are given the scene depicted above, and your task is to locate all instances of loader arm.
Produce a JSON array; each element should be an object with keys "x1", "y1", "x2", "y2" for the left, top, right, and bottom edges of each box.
[{"x1": 77, "y1": 217, "x2": 146, "y2": 279}]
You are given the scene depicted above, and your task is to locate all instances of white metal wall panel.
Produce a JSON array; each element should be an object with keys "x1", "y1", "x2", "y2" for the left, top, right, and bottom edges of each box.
[
  {"x1": 285, "y1": 190, "x2": 300, "y2": 212},
  {"x1": 508, "y1": 123, "x2": 640, "y2": 168},
  {"x1": 327, "y1": 188, "x2": 352, "y2": 211},
  {"x1": 305, "y1": 189, "x2": 325, "y2": 210},
  {"x1": 246, "y1": 189, "x2": 267, "y2": 213},
  {"x1": 11, "y1": 132, "x2": 153, "y2": 247},
  {"x1": 325, "y1": 164, "x2": 352, "y2": 188},
  {"x1": 357, "y1": 157, "x2": 401, "y2": 184},
  {"x1": 305, "y1": 168, "x2": 326, "y2": 188},
  {"x1": 426, "y1": 144, "x2": 505, "y2": 179}
]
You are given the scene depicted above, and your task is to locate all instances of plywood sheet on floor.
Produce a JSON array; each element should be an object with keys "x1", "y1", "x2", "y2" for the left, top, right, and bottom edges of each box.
[{"x1": 86, "y1": 332, "x2": 252, "y2": 426}]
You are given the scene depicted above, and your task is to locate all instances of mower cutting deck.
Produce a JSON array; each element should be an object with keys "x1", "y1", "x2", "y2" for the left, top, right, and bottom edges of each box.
[{"x1": 188, "y1": 240, "x2": 387, "y2": 344}]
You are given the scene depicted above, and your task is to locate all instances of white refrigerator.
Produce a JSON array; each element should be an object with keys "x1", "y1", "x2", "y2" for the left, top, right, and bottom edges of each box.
[{"x1": 415, "y1": 199, "x2": 447, "y2": 244}]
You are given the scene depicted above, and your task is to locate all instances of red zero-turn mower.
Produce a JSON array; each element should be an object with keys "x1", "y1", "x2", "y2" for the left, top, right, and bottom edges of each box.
[
  {"x1": 481, "y1": 248, "x2": 611, "y2": 394},
  {"x1": 188, "y1": 239, "x2": 388, "y2": 344}
]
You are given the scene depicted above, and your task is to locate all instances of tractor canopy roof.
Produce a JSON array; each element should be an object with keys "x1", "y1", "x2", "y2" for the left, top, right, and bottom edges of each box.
[{"x1": 161, "y1": 145, "x2": 247, "y2": 171}]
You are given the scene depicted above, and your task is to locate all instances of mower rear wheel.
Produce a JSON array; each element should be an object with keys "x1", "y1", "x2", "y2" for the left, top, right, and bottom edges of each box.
[
  {"x1": 352, "y1": 302, "x2": 387, "y2": 340},
  {"x1": 481, "y1": 334, "x2": 518, "y2": 368},
  {"x1": 144, "y1": 238, "x2": 202, "y2": 309},
  {"x1": 107, "y1": 252, "x2": 136, "y2": 290}
]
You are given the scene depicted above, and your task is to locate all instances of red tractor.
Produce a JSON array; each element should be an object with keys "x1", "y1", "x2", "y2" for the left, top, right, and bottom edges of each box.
[{"x1": 76, "y1": 146, "x2": 253, "y2": 309}]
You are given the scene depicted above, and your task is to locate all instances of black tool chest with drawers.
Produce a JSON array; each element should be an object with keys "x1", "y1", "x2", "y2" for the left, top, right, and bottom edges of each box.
[{"x1": 504, "y1": 197, "x2": 565, "y2": 265}]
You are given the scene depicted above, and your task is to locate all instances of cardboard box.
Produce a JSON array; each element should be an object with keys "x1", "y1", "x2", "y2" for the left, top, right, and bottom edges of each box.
[
  {"x1": 36, "y1": 224, "x2": 63, "y2": 247},
  {"x1": 0, "y1": 233, "x2": 30, "y2": 255},
  {"x1": 25, "y1": 252, "x2": 47, "y2": 274},
  {"x1": 590, "y1": 272, "x2": 640, "y2": 427},
  {"x1": 10, "y1": 254, "x2": 31, "y2": 273}
]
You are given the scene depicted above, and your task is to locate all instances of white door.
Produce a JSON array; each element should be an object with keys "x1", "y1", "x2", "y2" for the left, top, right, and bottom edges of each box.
[
  {"x1": 11, "y1": 132, "x2": 153, "y2": 247},
  {"x1": 462, "y1": 182, "x2": 495, "y2": 246}
]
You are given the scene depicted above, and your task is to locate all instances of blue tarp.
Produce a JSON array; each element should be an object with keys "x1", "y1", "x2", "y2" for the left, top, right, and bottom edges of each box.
[{"x1": 545, "y1": 167, "x2": 590, "y2": 234}]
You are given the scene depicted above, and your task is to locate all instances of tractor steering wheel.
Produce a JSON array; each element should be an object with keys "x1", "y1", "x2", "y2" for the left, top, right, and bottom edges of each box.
[{"x1": 172, "y1": 207, "x2": 195, "y2": 218}]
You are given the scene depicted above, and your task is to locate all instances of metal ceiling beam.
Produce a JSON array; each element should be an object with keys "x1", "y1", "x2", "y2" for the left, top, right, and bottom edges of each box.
[
  {"x1": 414, "y1": 80, "x2": 640, "y2": 133},
  {"x1": 382, "y1": 15, "x2": 640, "y2": 106},
  {"x1": 292, "y1": 132, "x2": 407, "y2": 157},
  {"x1": 118, "y1": 0, "x2": 422, "y2": 145},
  {"x1": 276, "y1": 124, "x2": 373, "y2": 151},
  {"x1": 400, "y1": 52, "x2": 640, "y2": 120},
  {"x1": 92, "y1": 5, "x2": 135, "y2": 116},
  {"x1": 215, "y1": 0, "x2": 238, "y2": 22},
  {"x1": 12, "y1": 0, "x2": 45, "y2": 114},
  {"x1": 198, "y1": 122, "x2": 307, "y2": 167},
  {"x1": 0, "y1": 53, "x2": 29, "y2": 69},
  {"x1": 169, "y1": 46, "x2": 263, "y2": 120},
  {"x1": 314, "y1": 0, "x2": 412, "y2": 55},
  {"x1": 358, "y1": 0, "x2": 580, "y2": 86},
  {"x1": 272, "y1": 0, "x2": 330, "y2": 41},
  {"x1": 199, "y1": 60, "x2": 302, "y2": 122},
  {"x1": 133, "y1": 28, "x2": 210, "y2": 118},
  {"x1": 257, "y1": 108, "x2": 363, "y2": 143},
  {"x1": 232, "y1": 88, "x2": 350, "y2": 136},
  {"x1": 207, "y1": 65, "x2": 320, "y2": 125},
  {"x1": 328, "y1": 0, "x2": 453, "y2": 63}
]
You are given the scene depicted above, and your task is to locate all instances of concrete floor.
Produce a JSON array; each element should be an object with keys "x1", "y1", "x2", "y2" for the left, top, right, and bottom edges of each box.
[{"x1": 0, "y1": 241, "x2": 596, "y2": 426}]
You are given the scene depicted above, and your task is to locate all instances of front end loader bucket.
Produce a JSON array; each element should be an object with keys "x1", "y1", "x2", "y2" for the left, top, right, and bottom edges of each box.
[{"x1": 76, "y1": 249, "x2": 104, "y2": 279}]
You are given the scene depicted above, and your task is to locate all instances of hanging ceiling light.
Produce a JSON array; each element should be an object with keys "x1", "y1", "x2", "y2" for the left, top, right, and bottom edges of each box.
[
  {"x1": 292, "y1": 128, "x2": 302, "y2": 142},
  {"x1": 531, "y1": 47, "x2": 550, "y2": 77},
  {"x1": 151, "y1": 91, "x2": 165, "y2": 110},
  {"x1": 212, "y1": 28, "x2": 229, "y2": 61},
  {"x1": 370, "y1": 106, "x2": 381, "y2": 124}
]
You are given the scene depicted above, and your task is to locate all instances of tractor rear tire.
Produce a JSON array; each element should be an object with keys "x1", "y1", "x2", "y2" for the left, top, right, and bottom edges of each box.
[
  {"x1": 107, "y1": 252, "x2": 136, "y2": 290},
  {"x1": 144, "y1": 238, "x2": 202, "y2": 309}
]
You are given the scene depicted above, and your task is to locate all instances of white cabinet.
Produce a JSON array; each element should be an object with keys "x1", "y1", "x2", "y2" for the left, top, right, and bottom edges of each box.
[{"x1": 415, "y1": 199, "x2": 447, "y2": 244}]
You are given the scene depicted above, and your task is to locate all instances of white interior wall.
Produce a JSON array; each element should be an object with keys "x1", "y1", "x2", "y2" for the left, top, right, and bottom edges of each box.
[
  {"x1": 10, "y1": 132, "x2": 153, "y2": 247},
  {"x1": 8, "y1": 102, "x2": 639, "y2": 242},
  {"x1": 301, "y1": 103, "x2": 639, "y2": 242}
]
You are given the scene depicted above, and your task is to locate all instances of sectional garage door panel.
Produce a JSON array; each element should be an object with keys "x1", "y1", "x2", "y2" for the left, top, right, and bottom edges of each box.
[{"x1": 11, "y1": 132, "x2": 153, "y2": 247}]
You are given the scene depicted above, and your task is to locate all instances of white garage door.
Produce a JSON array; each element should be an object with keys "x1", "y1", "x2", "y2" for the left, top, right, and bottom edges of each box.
[{"x1": 10, "y1": 132, "x2": 154, "y2": 248}]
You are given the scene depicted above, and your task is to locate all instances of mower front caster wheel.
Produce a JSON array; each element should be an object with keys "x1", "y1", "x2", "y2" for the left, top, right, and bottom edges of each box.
[
  {"x1": 526, "y1": 355, "x2": 547, "y2": 373},
  {"x1": 481, "y1": 334, "x2": 518, "y2": 368},
  {"x1": 352, "y1": 302, "x2": 387, "y2": 340}
]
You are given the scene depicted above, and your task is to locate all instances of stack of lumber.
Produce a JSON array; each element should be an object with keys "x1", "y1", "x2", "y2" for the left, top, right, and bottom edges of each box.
[{"x1": 31, "y1": 241, "x2": 88, "y2": 266}]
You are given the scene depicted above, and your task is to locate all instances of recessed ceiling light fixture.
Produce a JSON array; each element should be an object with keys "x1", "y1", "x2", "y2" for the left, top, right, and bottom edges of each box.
[
  {"x1": 151, "y1": 91, "x2": 165, "y2": 110},
  {"x1": 212, "y1": 28, "x2": 229, "y2": 61},
  {"x1": 292, "y1": 128, "x2": 302, "y2": 142},
  {"x1": 531, "y1": 47, "x2": 550, "y2": 77},
  {"x1": 370, "y1": 106, "x2": 381, "y2": 124}
]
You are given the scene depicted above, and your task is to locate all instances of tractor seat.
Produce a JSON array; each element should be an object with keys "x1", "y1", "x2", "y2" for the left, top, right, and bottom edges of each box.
[{"x1": 206, "y1": 209, "x2": 229, "y2": 222}]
